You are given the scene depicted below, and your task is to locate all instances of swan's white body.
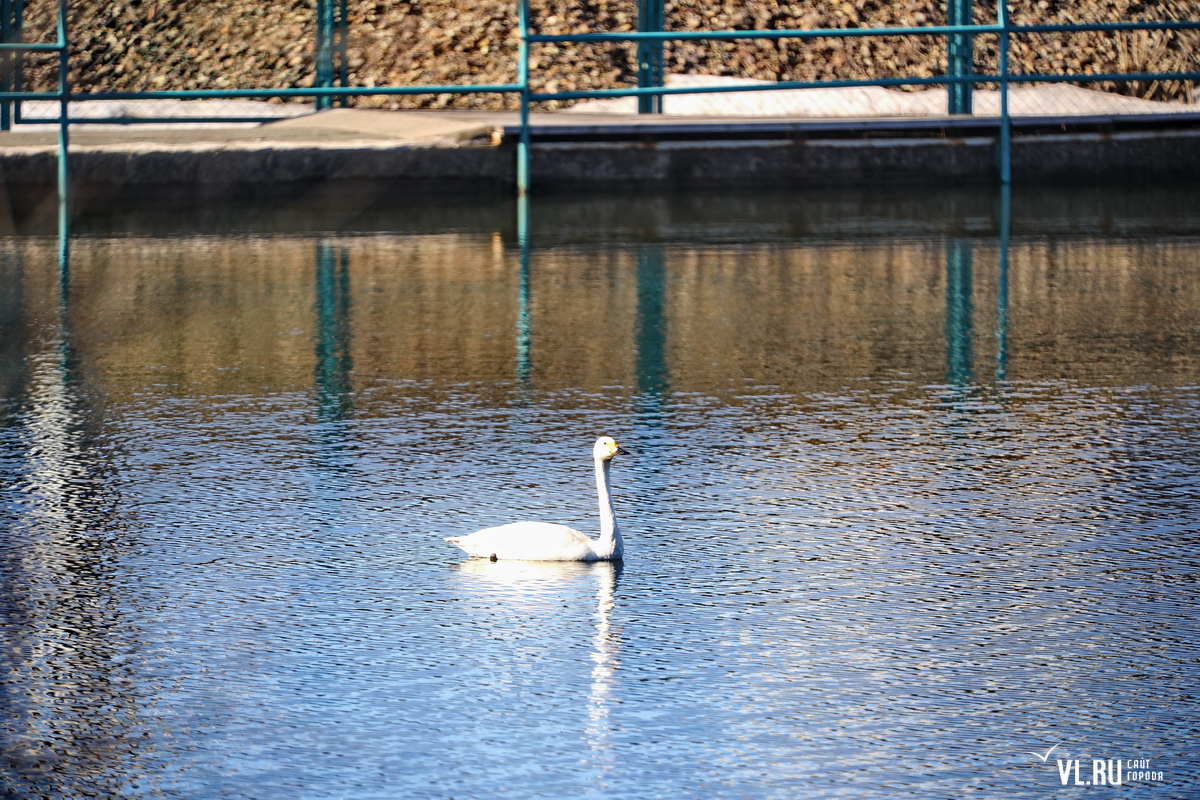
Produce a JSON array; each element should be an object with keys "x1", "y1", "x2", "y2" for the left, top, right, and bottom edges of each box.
[{"x1": 446, "y1": 437, "x2": 627, "y2": 562}]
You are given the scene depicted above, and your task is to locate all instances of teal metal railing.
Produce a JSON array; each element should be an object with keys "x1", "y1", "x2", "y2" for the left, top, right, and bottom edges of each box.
[
  {"x1": 946, "y1": 0, "x2": 974, "y2": 114},
  {"x1": 518, "y1": 8, "x2": 1200, "y2": 187},
  {"x1": 1, "y1": 0, "x2": 67, "y2": 266},
  {"x1": 636, "y1": 0, "x2": 665, "y2": 115},
  {"x1": 314, "y1": 0, "x2": 349, "y2": 111},
  {"x1": 4, "y1": 0, "x2": 1200, "y2": 232}
]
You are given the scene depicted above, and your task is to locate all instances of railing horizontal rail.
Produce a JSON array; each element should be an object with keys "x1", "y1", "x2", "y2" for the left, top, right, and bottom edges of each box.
[
  {"x1": 527, "y1": 19, "x2": 1200, "y2": 45},
  {"x1": 532, "y1": 71, "x2": 1200, "y2": 104},
  {"x1": 533, "y1": 74, "x2": 989, "y2": 103},
  {"x1": 0, "y1": 42, "x2": 63, "y2": 52},
  {"x1": 12, "y1": 115, "x2": 302, "y2": 124},
  {"x1": 1006, "y1": 71, "x2": 1200, "y2": 85},
  {"x1": 0, "y1": 92, "x2": 65, "y2": 100},
  {"x1": 1011, "y1": 20, "x2": 1200, "y2": 35},
  {"x1": 529, "y1": 24, "x2": 1004, "y2": 43},
  {"x1": 68, "y1": 85, "x2": 524, "y2": 102}
]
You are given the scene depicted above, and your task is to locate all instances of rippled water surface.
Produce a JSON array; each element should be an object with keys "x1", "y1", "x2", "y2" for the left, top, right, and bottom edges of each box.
[{"x1": 2, "y1": 188, "x2": 1199, "y2": 798}]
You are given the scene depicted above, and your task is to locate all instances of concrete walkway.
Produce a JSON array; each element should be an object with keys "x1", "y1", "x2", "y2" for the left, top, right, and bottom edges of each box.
[
  {"x1": 0, "y1": 107, "x2": 509, "y2": 148},
  {"x1": 2, "y1": 78, "x2": 1195, "y2": 149},
  {"x1": 2, "y1": 80, "x2": 1199, "y2": 201}
]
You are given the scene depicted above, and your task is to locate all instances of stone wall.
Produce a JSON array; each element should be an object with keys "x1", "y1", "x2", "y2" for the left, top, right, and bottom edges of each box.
[{"x1": 15, "y1": 0, "x2": 1199, "y2": 109}]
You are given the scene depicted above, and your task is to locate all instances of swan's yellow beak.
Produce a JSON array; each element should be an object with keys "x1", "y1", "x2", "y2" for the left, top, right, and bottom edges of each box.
[{"x1": 613, "y1": 442, "x2": 630, "y2": 456}]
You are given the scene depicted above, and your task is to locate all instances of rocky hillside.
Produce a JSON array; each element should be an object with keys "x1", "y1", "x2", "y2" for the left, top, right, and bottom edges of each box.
[{"x1": 16, "y1": 0, "x2": 1199, "y2": 109}]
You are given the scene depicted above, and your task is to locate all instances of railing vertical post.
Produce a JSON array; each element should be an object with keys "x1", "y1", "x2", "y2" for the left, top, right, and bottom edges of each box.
[
  {"x1": 517, "y1": 0, "x2": 530, "y2": 196},
  {"x1": 11, "y1": 0, "x2": 21, "y2": 124},
  {"x1": 56, "y1": 0, "x2": 68, "y2": 273},
  {"x1": 637, "y1": 0, "x2": 664, "y2": 113},
  {"x1": 337, "y1": 0, "x2": 348, "y2": 103},
  {"x1": 316, "y1": 0, "x2": 334, "y2": 110},
  {"x1": 947, "y1": 0, "x2": 973, "y2": 114},
  {"x1": 998, "y1": 1, "x2": 1011, "y2": 183},
  {"x1": 2, "y1": 0, "x2": 10, "y2": 130}
]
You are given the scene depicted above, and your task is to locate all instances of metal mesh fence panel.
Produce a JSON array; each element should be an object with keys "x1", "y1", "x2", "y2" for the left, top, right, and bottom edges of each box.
[
  {"x1": 340, "y1": 0, "x2": 524, "y2": 109},
  {"x1": 16, "y1": 0, "x2": 318, "y2": 120},
  {"x1": 979, "y1": 0, "x2": 1199, "y2": 116}
]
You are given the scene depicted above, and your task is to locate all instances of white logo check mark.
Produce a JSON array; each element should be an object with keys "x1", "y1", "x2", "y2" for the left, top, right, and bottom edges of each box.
[{"x1": 1029, "y1": 743, "x2": 1061, "y2": 762}]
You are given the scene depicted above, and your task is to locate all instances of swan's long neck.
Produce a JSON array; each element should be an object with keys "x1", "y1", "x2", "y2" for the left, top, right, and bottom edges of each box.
[{"x1": 594, "y1": 457, "x2": 623, "y2": 559}]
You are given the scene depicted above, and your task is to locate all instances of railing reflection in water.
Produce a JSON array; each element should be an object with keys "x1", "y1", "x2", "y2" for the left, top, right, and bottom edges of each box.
[
  {"x1": 314, "y1": 240, "x2": 354, "y2": 425},
  {"x1": 944, "y1": 187, "x2": 1013, "y2": 389},
  {"x1": 945, "y1": 238, "x2": 974, "y2": 387},
  {"x1": 514, "y1": 188, "x2": 1014, "y2": 400}
]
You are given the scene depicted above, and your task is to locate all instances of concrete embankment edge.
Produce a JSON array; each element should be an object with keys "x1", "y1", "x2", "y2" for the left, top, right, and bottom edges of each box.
[{"x1": 5, "y1": 129, "x2": 1200, "y2": 212}]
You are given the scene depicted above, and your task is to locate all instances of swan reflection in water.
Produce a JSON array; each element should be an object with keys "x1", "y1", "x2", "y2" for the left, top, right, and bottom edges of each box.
[{"x1": 455, "y1": 559, "x2": 622, "y2": 777}]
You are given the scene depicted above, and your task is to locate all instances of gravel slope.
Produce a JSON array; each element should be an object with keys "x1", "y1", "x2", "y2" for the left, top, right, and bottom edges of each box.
[{"x1": 15, "y1": 0, "x2": 1199, "y2": 110}]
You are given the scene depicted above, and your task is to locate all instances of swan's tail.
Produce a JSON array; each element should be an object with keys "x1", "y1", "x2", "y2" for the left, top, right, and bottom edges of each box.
[{"x1": 445, "y1": 536, "x2": 481, "y2": 557}]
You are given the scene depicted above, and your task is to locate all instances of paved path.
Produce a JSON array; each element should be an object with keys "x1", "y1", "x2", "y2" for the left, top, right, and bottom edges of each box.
[
  {"x1": 2, "y1": 81, "x2": 1198, "y2": 196},
  {"x1": 1, "y1": 78, "x2": 1194, "y2": 152},
  {"x1": 0, "y1": 108, "x2": 509, "y2": 149}
]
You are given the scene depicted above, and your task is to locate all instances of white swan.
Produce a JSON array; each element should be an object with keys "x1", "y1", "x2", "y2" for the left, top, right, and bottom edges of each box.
[{"x1": 446, "y1": 437, "x2": 629, "y2": 561}]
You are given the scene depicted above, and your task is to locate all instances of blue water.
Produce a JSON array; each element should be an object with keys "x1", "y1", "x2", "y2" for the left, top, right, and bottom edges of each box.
[{"x1": 2, "y1": 189, "x2": 1199, "y2": 798}]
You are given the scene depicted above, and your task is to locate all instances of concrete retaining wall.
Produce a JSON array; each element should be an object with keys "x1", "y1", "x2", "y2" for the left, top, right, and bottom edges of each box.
[{"x1": 4, "y1": 128, "x2": 1200, "y2": 215}]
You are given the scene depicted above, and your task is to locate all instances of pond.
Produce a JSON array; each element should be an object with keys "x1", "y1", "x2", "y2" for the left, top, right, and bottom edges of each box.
[{"x1": 2, "y1": 186, "x2": 1199, "y2": 798}]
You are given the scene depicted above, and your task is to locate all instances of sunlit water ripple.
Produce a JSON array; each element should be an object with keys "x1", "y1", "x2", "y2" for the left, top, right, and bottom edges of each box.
[{"x1": 2, "y1": 189, "x2": 1198, "y2": 798}]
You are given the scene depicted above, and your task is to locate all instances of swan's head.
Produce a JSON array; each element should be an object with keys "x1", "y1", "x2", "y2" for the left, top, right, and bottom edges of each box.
[{"x1": 594, "y1": 436, "x2": 629, "y2": 462}]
